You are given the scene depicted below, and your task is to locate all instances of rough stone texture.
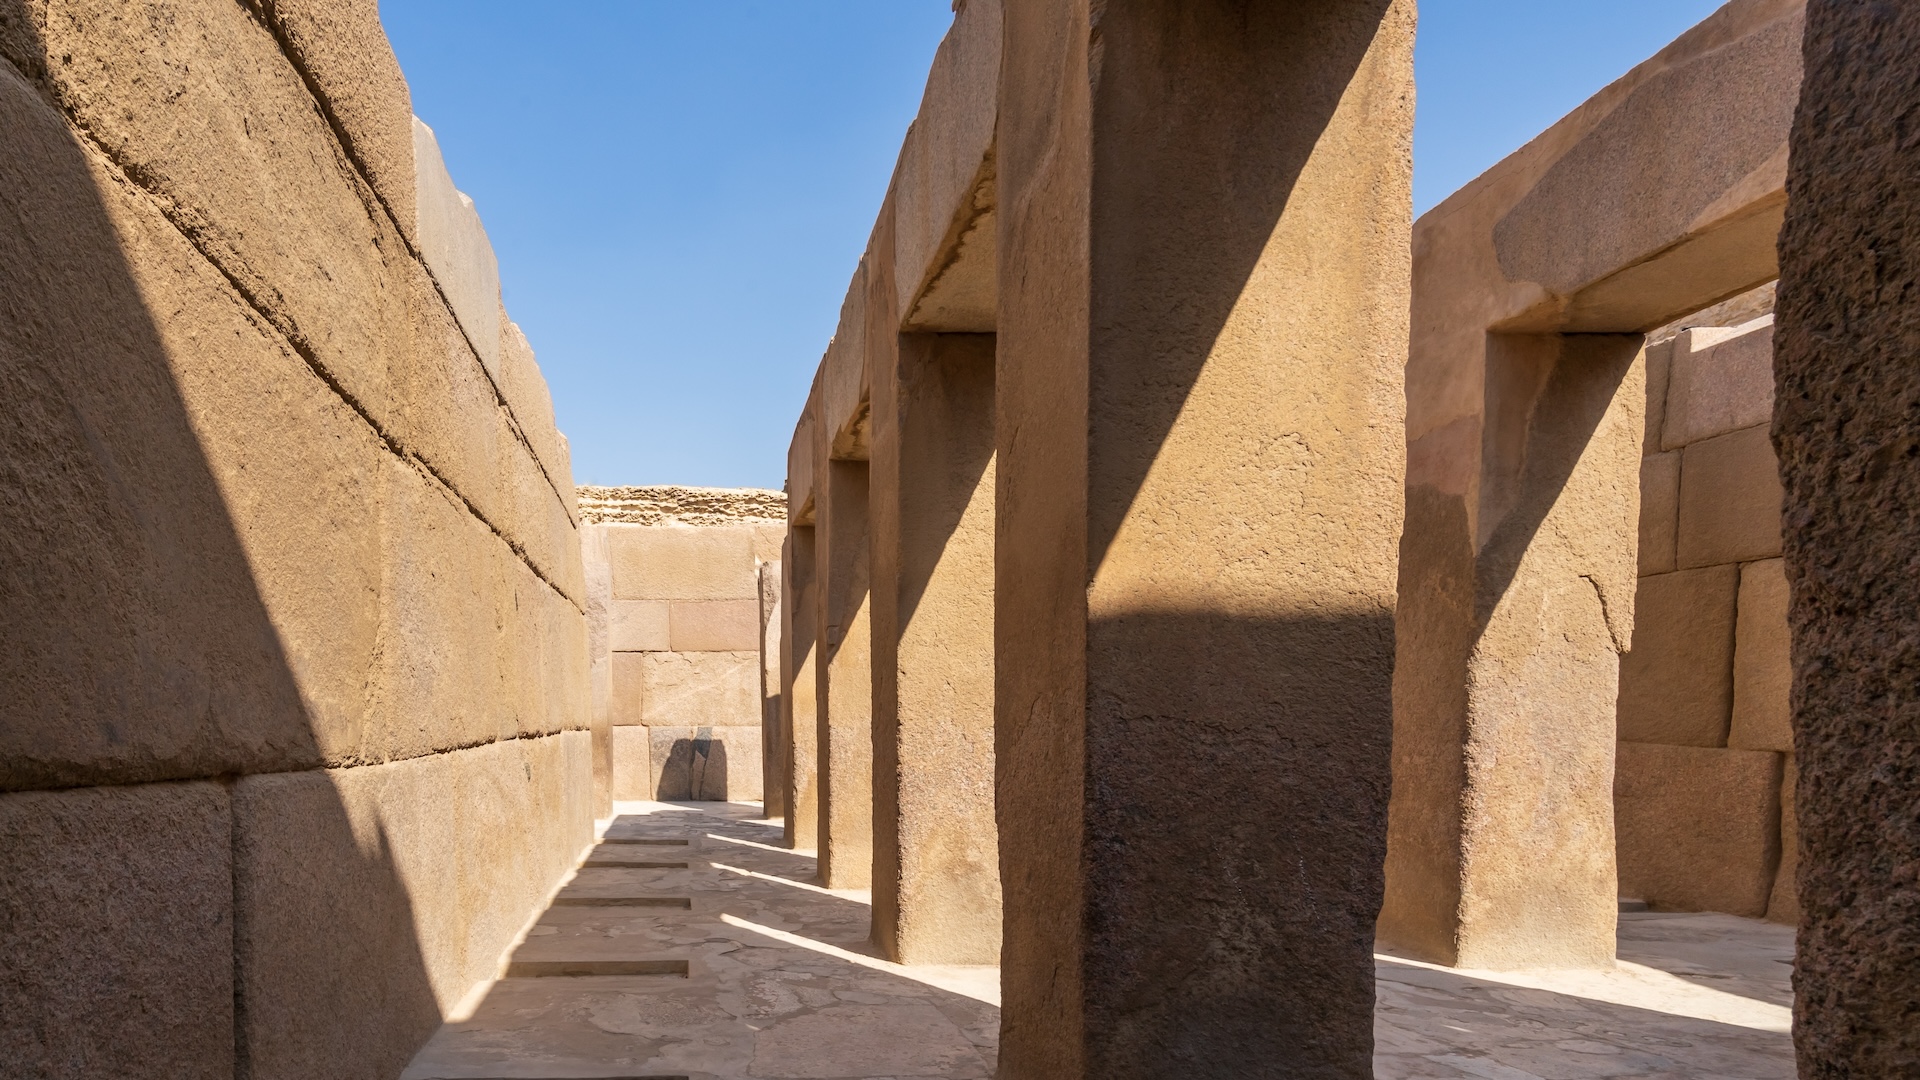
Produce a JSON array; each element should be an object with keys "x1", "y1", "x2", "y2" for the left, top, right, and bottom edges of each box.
[
  {"x1": 1662, "y1": 318, "x2": 1777, "y2": 449},
  {"x1": 1644, "y1": 337, "x2": 1675, "y2": 453},
  {"x1": 577, "y1": 485, "x2": 787, "y2": 527},
  {"x1": 1615, "y1": 742, "x2": 1782, "y2": 918},
  {"x1": 1677, "y1": 424, "x2": 1785, "y2": 568},
  {"x1": 1386, "y1": 0, "x2": 1803, "y2": 973},
  {"x1": 411, "y1": 117, "x2": 501, "y2": 379},
  {"x1": 609, "y1": 525, "x2": 759, "y2": 602},
  {"x1": 870, "y1": 333, "x2": 1000, "y2": 965},
  {"x1": 611, "y1": 724, "x2": 653, "y2": 801},
  {"x1": 233, "y1": 733, "x2": 593, "y2": 1080},
  {"x1": 499, "y1": 319, "x2": 577, "y2": 522},
  {"x1": 1638, "y1": 450, "x2": 1682, "y2": 576},
  {"x1": 758, "y1": 559, "x2": 785, "y2": 817},
  {"x1": 816, "y1": 460, "x2": 873, "y2": 888},
  {"x1": 1773, "y1": 1, "x2": 1920, "y2": 1070},
  {"x1": 994, "y1": 1, "x2": 1412, "y2": 1074},
  {"x1": 1617, "y1": 566, "x2": 1738, "y2": 747},
  {"x1": 608, "y1": 599, "x2": 671, "y2": 652},
  {"x1": 783, "y1": 526, "x2": 821, "y2": 851},
  {"x1": 0, "y1": 782, "x2": 233, "y2": 1079},
  {"x1": 645, "y1": 726, "x2": 765, "y2": 802},
  {"x1": 1730, "y1": 557, "x2": 1793, "y2": 752},
  {"x1": 611, "y1": 651, "x2": 761, "y2": 730},
  {"x1": 1767, "y1": 755, "x2": 1799, "y2": 926},
  {"x1": 668, "y1": 599, "x2": 762, "y2": 653}
]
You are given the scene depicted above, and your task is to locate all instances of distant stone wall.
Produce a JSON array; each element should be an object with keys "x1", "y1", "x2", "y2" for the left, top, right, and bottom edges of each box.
[
  {"x1": 581, "y1": 486, "x2": 785, "y2": 802},
  {"x1": 0, "y1": 4, "x2": 591, "y2": 1077},
  {"x1": 1616, "y1": 284, "x2": 1795, "y2": 922}
]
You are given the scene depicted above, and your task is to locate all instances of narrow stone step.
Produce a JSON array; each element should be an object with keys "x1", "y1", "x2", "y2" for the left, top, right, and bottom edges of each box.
[
  {"x1": 548, "y1": 895, "x2": 692, "y2": 909},
  {"x1": 504, "y1": 958, "x2": 689, "y2": 978},
  {"x1": 580, "y1": 858, "x2": 689, "y2": 869},
  {"x1": 598, "y1": 837, "x2": 690, "y2": 846}
]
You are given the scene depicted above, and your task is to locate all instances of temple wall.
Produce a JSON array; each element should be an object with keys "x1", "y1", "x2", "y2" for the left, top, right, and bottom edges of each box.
[
  {"x1": 0, "y1": 3, "x2": 591, "y2": 1077},
  {"x1": 580, "y1": 486, "x2": 785, "y2": 803}
]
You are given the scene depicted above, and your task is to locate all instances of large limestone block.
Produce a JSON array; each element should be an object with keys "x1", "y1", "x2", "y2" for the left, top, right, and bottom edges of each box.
[
  {"x1": 669, "y1": 599, "x2": 762, "y2": 652},
  {"x1": 1767, "y1": 754, "x2": 1798, "y2": 925},
  {"x1": 609, "y1": 651, "x2": 646, "y2": 727},
  {"x1": 611, "y1": 725, "x2": 653, "y2": 800},
  {"x1": 1661, "y1": 318, "x2": 1776, "y2": 450},
  {"x1": 411, "y1": 118, "x2": 502, "y2": 379},
  {"x1": 257, "y1": 0, "x2": 417, "y2": 242},
  {"x1": 646, "y1": 725, "x2": 765, "y2": 802},
  {"x1": 1618, "y1": 566, "x2": 1738, "y2": 746},
  {"x1": 499, "y1": 319, "x2": 577, "y2": 522},
  {"x1": 0, "y1": 783, "x2": 233, "y2": 1079},
  {"x1": 609, "y1": 525, "x2": 758, "y2": 601},
  {"x1": 1644, "y1": 337, "x2": 1675, "y2": 452},
  {"x1": 1614, "y1": 742, "x2": 1782, "y2": 917},
  {"x1": 233, "y1": 735, "x2": 590, "y2": 1080},
  {"x1": 821, "y1": 264, "x2": 871, "y2": 457},
  {"x1": 642, "y1": 651, "x2": 762, "y2": 728},
  {"x1": 1638, "y1": 451, "x2": 1681, "y2": 576},
  {"x1": 610, "y1": 600, "x2": 671, "y2": 652},
  {"x1": 753, "y1": 522, "x2": 788, "y2": 564},
  {"x1": 1731, "y1": 558, "x2": 1793, "y2": 752},
  {"x1": 1677, "y1": 424, "x2": 1784, "y2": 568}
]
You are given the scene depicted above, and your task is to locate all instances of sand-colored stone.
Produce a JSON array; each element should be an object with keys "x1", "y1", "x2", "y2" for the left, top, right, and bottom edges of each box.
[
  {"x1": 609, "y1": 650, "x2": 759, "y2": 729},
  {"x1": 1643, "y1": 337, "x2": 1676, "y2": 453},
  {"x1": 784, "y1": 526, "x2": 821, "y2": 850},
  {"x1": 758, "y1": 560, "x2": 785, "y2": 817},
  {"x1": 870, "y1": 333, "x2": 1000, "y2": 965},
  {"x1": 498, "y1": 319, "x2": 578, "y2": 522},
  {"x1": 1615, "y1": 742, "x2": 1782, "y2": 918},
  {"x1": 233, "y1": 733, "x2": 592, "y2": 1080},
  {"x1": 609, "y1": 524, "x2": 758, "y2": 602},
  {"x1": 0, "y1": 782, "x2": 233, "y2": 1079},
  {"x1": 611, "y1": 724, "x2": 653, "y2": 801},
  {"x1": 1639, "y1": 451, "x2": 1681, "y2": 576},
  {"x1": 1662, "y1": 318, "x2": 1776, "y2": 449},
  {"x1": 1731, "y1": 557, "x2": 1793, "y2": 752},
  {"x1": 1677, "y1": 424, "x2": 1784, "y2": 568},
  {"x1": 669, "y1": 599, "x2": 762, "y2": 653},
  {"x1": 609, "y1": 599, "x2": 671, "y2": 652},
  {"x1": 644, "y1": 726, "x2": 765, "y2": 802},
  {"x1": 412, "y1": 117, "x2": 502, "y2": 378},
  {"x1": 1618, "y1": 566, "x2": 1738, "y2": 747},
  {"x1": 1386, "y1": 0, "x2": 1804, "y2": 973},
  {"x1": 816, "y1": 460, "x2": 873, "y2": 888},
  {"x1": 1774, "y1": 4, "x2": 1920, "y2": 1068},
  {"x1": 1767, "y1": 754, "x2": 1798, "y2": 925}
]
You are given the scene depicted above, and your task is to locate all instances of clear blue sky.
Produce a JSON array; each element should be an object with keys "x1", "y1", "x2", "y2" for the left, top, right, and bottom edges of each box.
[{"x1": 382, "y1": 0, "x2": 1726, "y2": 490}]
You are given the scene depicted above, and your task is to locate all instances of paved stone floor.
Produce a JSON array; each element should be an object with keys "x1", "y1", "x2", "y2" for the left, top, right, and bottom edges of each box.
[{"x1": 405, "y1": 802, "x2": 1795, "y2": 1079}]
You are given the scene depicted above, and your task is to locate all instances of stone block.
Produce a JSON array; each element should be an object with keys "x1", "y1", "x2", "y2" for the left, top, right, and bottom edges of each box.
[
  {"x1": 1731, "y1": 558, "x2": 1793, "y2": 752},
  {"x1": 233, "y1": 735, "x2": 590, "y2": 1080},
  {"x1": 411, "y1": 117, "x2": 502, "y2": 380},
  {"x1": 822, "y1": 264, "x2": 870, "y2": 457},
  {"x1": 608, "y1": 525, "x2": 757, "y2": 601},
  {"x1": 610, "y1": 652, "x2": 646, "y2": 727},
  {"x1": 1677, "y1": 425, "x2": 1784, "y2": 568},
  {"x1": 1638, "y1": 451, "x2": 1680, "y2": 576},
  {"x1": 646, "y1": 726, "x2": 766, "y2": 802},
  {"x1": 1615, "y1": 742, "x2": 1783, "y2": 917},
  {"x1": 0, "y1": 782, "x2": 233, "y2": 1079},
  {"x1": 1661, "y1": 318, "x2": 1775, "y2": 450},
  {"x1": 610, "y1": 600, "x2": 671, "y2": 652},
  {"x1": 1644, "y1": 338, "x2": 1674, "y2": 452},
  {"x1": 1767, "y1": 755, "x2": 1797, "y2": 925},
  {"x1": 611, "y1": 725, "x2": 653, "y2": 800},
  {"x1": 258, "y1": 0, "x2": 417, "y2": 242},
  {"x1": 669, "y1": 599, "x2": 762, "y2": 652},
  {"x1": 636, "y1": 651, "x2": 762, "y2": 728},
  {"x1": 753, "y1": 522, "x2": 789, "y2": 564},
  {"x1": 498, "y1": 319, "x2": 576, "y2": 521},
  {"x1": 1617, "y1": 566, "x2": 1738, "y2": 746}
]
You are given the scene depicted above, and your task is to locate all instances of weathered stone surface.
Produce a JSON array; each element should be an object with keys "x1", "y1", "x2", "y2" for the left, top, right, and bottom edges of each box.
[
  {"x1": 668, "y1": 599, "x2": 762, "y2": 653},
  {"x1": 816, "y1": 459, "x2": 873, "y2": 888},
  {"x1": 1768, "y1": 755, "x2": 1799, "y2": 926},
  {"x1": 0, "y1": 782, "x2": 233, "y2": 1079},
  {"x1": 821, "y1": 265, "x2": 871, "y2": 459},
  {"x1": 608, "y1": 524, "x2": 758, "y2": 601},
  {"x1": 759, "y1": 559, "x2": 785, "y2": 816},
  {"x1": 611, "y1": 650, "x2": 761, "y2": 729},
  {"x1": 783, "y1": 526, "x2": 821, "y2": 851},
  {"x1": 499, "y1": 319, "x2": 576, "y2": 524},
  {"x1": 645, "y1": 726, "x2": 765, "y2": 802},
  {"x1": 1617, "y1": 566, "x2": 1738, "y2": 747},
  {"x1": 1615, "y1": 742, "x2": 1782, "y2": 918},
  {"x1": 1677, "y1": 424, "x2": 1784, "y2": 568},
  {"x1": 234, "y1": 734, "x2": 592, "y2": 1080},
  {"x1": 1638, "y1": 450, "x2": 1681, "y2": 576},
  {"x1": 1730, "y1": 557, "x2": 1792, "y2": 752},
  {"x1": 1662, "y1": 318, "x2": 1776, "y2": 449},
  {"x1": 1644, "y1": 337, "x2": 1675, "y2": 452},
  {"x1": 1773, "y1": 3, "x2": 1920, "y2": 1070},
  {"x1": 411, "y1": 117, "x2": 501, "y2": 379},
  {"x1": 609, "y1": 599, "x2": 671, "y2": 653},
  {"x1": 577, "y1": 485, "x2": 786, "y2": 528},
  {"x1": 611, "y1": 724, "x2": 652, "y2": 801}
]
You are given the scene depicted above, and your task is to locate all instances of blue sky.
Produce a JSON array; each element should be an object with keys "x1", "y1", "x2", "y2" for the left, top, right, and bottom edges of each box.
[{"x1": 382, "y1": 1, "x2": 1726, "y2": 490}]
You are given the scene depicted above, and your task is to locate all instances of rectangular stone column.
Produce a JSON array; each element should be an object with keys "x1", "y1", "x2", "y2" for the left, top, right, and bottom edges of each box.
[
  {"x1": 994, "y1": 2, "x2": 1413, "y2": 1075},
  {"x1": 1775, "y1": 2, "x2": 1920, "y2": 1073},
  {"x1": 782, "y1": 527, "x2": 820, "y2": 850},
  {"x1": 759, "y1": 559, "x2": 784, "y2": 819},
  {"x1": 870, "y1": 332, "x2": 999, "y2": 964},
  {"x1": 815, "y1": 460, "x2": 873, "y2": 887}
]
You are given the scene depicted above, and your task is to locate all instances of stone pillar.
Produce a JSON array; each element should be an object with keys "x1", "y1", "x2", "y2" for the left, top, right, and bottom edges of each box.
[
  {"x1": 870, "y1": 332, "x2": 999, "y2": 964},
  {"x1": 782, "y1": 527, "x2": 820, "y2": 850},
  {"x1": 815, "y1": 461, "x2": 873, "y2": 888},
  {"x1": 1775, "y1": 3, "x2": 1920, "y2": 1074},
  {"x1": 994, "y1": 1, "x2": 1413, "y2": 1075},
  {"x1": 759, "y1": 559, "x2": 784, "y2": 819}
]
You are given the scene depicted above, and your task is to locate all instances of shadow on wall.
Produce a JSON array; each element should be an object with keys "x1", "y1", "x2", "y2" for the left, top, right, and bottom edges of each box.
[
  {"x1": 0, "y1": 16, "x2": 447, "y2": 1080},
  {"x1": 657, "y1": 730, "x2": 731, "y2": 802}
]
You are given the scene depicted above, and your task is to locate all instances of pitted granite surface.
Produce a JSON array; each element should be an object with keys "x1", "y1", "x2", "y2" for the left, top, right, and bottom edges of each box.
[{"x1": 578, "y1": 487, "x2": 787, "y2": 527}]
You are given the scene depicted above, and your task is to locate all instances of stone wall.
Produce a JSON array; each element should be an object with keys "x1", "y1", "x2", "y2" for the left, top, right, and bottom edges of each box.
[
  {"x1": 0, "y1": 3, "x2": 591, "y2": 1077},
  {"x1": 1617, "y1": 285, "x2": 1796, "y2": 922},
  {"x1": 581, "y1": 486, "x2": 784, "y2": 803}
]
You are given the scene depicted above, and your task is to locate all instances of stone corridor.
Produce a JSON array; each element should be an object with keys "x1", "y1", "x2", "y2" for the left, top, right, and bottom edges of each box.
[{"x1": 403, "y1": 802, "x2": 1794, "y2": 1080}]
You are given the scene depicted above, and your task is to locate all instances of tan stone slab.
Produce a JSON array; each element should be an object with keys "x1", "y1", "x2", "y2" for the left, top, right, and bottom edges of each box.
[
  {"x1": 1615, "y1": 741, "x2": 1783, "y2": 917},
  {"x1": 612, "y1": 725, "x2": 653, "y2": 801},
  {"x1": 498, "y1": 319, "x2": 577, "y2": 525},
  {"x1": 822, "y1": 264, "x2": 871, "y2": 459},
  {"x1": 1662, "y1": 318, "x2": 1776, "y2": 450},
  {"x1": 669, "y1": 599, "x2": 762, "y2": 652},
  {"x1": 1618, "y1": 566, "x2": 1738, "y2": 746},
  {"x1": 1678, "y1": 424, "x2": 1784, "y2": 568},
  {"x1": 1639, "y1": 451, "x2": 1681, "y2": 576},
  {"x1": 1767, "y1": 755, "x2": 1797, "y2": 925},
  {"x1": 609, "y1": 524, "x2": 758, "y2": 601},
  {"x1": 0, "y1": 782, "x2": 232, "y2": 1079},
  {"x1": 1731, "y1": 557, "x2": 1793, "y2": 752},
  {"x1": 1645, "y1": 337, "x2": 1675, "y2": 452},
  {"x1": 646, "y1": 726, "x2": 765, "y2": 802},
  {"x1": 624, "y1": 651, "x2": 763, "y2": 728},
  {"x1": 610, "y1": 652, "x2": 646, "y2": 727},
  {"x1": 753, "y1": 521, "x2": 788, "y2": 564},
  {"x1": 610, "y1": 600, "x2": 671, "y2": 652},
  {"x1": 411, "y1": 117, "x2": 501, "y2": 378}
]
